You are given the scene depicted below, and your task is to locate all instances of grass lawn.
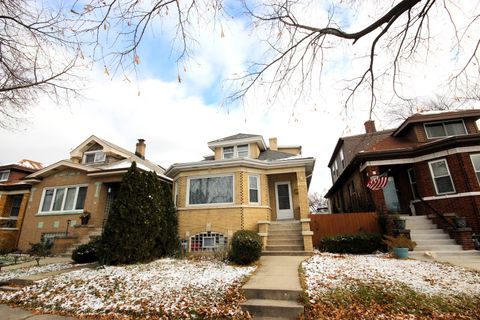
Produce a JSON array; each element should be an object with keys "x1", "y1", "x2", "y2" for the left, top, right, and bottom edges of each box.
[
  {"x1": 0, "y1": 257, "x2": 255, "y2": 319},
  {"x1": 302, "y1": 253, "x2": 480, "y2": 320}
]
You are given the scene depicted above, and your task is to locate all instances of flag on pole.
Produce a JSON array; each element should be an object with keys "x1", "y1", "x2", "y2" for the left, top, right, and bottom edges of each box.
[{"x1": 366, "y1": 174, "x2": 389, "y2": 190}]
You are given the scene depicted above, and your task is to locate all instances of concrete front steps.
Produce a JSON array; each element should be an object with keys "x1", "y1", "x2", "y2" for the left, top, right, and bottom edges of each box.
[
  {"x1": 262, "y1": 221, "x2": 310, "y2": 256},
  {"x1": 405, "y1": 215, "x2": 480, "y2": 262},
  {"x1": 61, "y1": 227, "x2": 102, "y2": 257}
]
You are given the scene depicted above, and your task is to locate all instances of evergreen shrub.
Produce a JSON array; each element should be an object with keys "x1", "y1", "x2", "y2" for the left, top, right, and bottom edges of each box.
[
  {"x1": 321, "y1": 233, "x2": 385, "y2": 254},
  {"x1": 228, "y1": 230, "x2": 262, "y2": 265},
  {"x1": 72, "y1": 238, "x2": 99, "y2": 263}
]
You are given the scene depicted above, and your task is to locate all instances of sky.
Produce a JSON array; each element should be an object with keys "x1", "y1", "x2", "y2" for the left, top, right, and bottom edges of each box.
[{"x1": 1, "y1": 0, "x2": 479, "y2": 196}]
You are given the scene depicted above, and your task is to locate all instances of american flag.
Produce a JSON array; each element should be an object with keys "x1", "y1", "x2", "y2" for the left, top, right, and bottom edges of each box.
[{"x1": 366, "y1": 175, "x2": 388, "y2": 190}]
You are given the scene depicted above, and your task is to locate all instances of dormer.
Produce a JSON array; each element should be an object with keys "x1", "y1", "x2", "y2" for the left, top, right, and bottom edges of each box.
[
  {"x1": 70, "y1": 135, "x2": 132, "y2": 165},
  {"x1": 207, "y1": 134, "x2": 267, "y2": 160},
  {"x1": 82, "y1": 143, "x2": 106, "y2": 164}
]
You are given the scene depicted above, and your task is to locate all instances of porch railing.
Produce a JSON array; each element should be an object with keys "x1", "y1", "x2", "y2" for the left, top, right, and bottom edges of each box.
[
  {"x1": 0, "y1": 217, "x2": 19, "y2": 229},
  {"x1": 417, "y1": 197, "x2": 456, "y2": 230}
]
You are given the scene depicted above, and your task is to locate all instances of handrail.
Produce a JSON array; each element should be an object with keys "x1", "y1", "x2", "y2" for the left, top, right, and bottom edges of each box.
[{"x1": 417, "y1": 197, "x2": 456, "y2": 230}]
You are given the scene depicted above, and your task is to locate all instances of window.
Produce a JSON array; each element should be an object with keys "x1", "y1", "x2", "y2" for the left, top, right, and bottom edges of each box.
[
  {"x1": 340, "y1": 149, "x2": 345, "y2": 168},
  {"x1": 190, "y1": 231, "x2": 227, "y2": 252},
  {"x1": 470, "y1": 154, "x2": 480, "y2": 185},
  {"x1": 425, "y1": 120, "x2": 467, "y2": 139},
  {"x1": 249, "y1": 175, "x2": 260, "y2": 204},
  {"x1": 188, "y1": 175, "x2": 233, "y2": 205},
  {"x1": 332, "y1": 161, "x2": 338, "y2": 178},
  {"x1": 407, "y1": 168, "x2": 419, "y2": 200},
  {"x1": 429, "y1": 159, "x2": 455, "y2": 194},
  {"x1": 0, "y1": 170, "x2": 10, "y2": 182},
  {"x1": 8, "y1": 195, "x2": 23, "y2": 217},
  {"x1": 83, "y1": 151, "x2": 106, "y2": 164},
  {"x1": 222, "y1": 145, "x2": 249, "y2": 159},
  {"x1": 40, "y1": 185, "x2": 87, "y2": 213}
]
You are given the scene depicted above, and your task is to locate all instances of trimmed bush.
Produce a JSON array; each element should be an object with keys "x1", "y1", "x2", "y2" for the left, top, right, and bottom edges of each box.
[
  {"x1": 321, "y1": 233, "x2": 385, "y2": 254},
  {"x1": 72, "y1": 239, "x2": 99, "y2": 264},
  {"x1": 228, "y1": 230, "x2": 262, "y2": 265}
]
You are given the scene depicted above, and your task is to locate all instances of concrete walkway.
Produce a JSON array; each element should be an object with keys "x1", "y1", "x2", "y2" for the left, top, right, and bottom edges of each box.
[
  {"x1": 2, "y1": 257, "x2": 73, "y2": 272},
  {"x1": 412, "y1": 253, "x2": 480, "y2": 271},
  {"x1": 0, "y1": 305, "x2": 76, "y2": 319}
]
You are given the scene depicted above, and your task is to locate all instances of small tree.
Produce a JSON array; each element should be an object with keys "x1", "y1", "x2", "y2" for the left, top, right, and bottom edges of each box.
[{"x1": 98, "y1": 162, "x2": 178, "y2": 265}]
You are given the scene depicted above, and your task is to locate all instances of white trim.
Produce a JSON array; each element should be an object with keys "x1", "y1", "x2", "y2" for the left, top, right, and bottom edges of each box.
[
  {"x1": 248, "y1": 174, "x2": 261, "y2": 204},
  {"x1": 25, "y1": 160, "x2": 95, "y2": 179},
  {"x1": 424, "y1": 119, "x2": 467, "y2": 139},
  {"x1": 177, "y1": 205, "x2": 270, "y2": 211},
  {"x1": 83, "y1": 150, "x2": 106, "y2": 164},
  {"x1": 186, "y1": 174, "x2": 235, "y2": 206},
  {"x1": 412, "y1": 191, "x2": 480, "y2": 202},
  {"x1": 222, "y1": 144, "x2": 250, "y2": 159},
  {"x1": 470, "y1": 153, "x2": 480, "y2": 186},
  {"x1": 0, "y1": 190, "x2": 29, "y2": 195},
  {"x1": 360, "y1": 146, "x2": 480, "y2": 171},
  {"x1": 407, "y1": 168, "x2": 419, "y2": 200},
  {"x1": 208, "y1": 136, "x2": 266, "y2": 151},
  {"x1": 39, "y1": 184, "x2": 88, "y2": 214},
  {"x1": 428, "y1": 159, "x2": 456, "y2": 195},
  {"x1": 275, "y1": 181, "x2": 293, "y2": 220}
]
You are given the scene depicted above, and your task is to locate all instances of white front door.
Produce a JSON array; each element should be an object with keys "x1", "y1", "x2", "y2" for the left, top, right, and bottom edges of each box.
[{"x1": 275, "y1": 181, "x2": 294, "y2": 220}]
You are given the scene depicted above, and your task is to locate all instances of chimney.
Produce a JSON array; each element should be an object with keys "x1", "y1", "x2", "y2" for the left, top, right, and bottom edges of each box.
[
  {"x1": 135, "y1": 139, "x2": 146, "y2": 159},
  {"x1": 364, "y1": 120, "x2": 376, "y2": 134},
  {"x1": 269, "y1": 137, "x2": 278, "y2": 151}
]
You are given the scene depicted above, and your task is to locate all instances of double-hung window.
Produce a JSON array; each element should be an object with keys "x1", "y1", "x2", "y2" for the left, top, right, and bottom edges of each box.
[
  {"x1": 428, "y1": 159, "x2": 455, "y2": 195},
  {"x1": 222, "y1": 147, "x2": 234, "y2": 159},
  {"x1": 0, "y1": 170, "x2": 10, "y2": 182},
  {"x1": 222, "y1": 145, "x2": 249, "y2": 159},
  {"x1": 470, "y1": 154, "x2": 480, "y2": 185},
  {"x1": 83, "y1": 151, "x2": 106, "y2": 164},
  {"x1": 249, "y1": 175, "x2": 260, "y2": 204},
  {"x1": 424, "y1": 120, "x2": 467, "y2": 139},
  {"x1": 40, "y1": 185, "x2": 87, "y2": 213},
  {"x1": 188, "y1": 175, "x2": 234, "y2": 205}
]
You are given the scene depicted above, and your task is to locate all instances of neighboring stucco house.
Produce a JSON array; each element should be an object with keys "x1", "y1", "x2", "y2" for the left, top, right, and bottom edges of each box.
[
  {"x1": 325, "y1": 109, "x2": 480, "y2": 236},
  {"x1": 165, "y1": 134, "x2": 315, "y2": 254},
  {"x1": 0, "y1": 160, "x2": 43, "y2": 250},
  {"x1": 17, "y1": 135, "x2": 171, "y2": 254}
]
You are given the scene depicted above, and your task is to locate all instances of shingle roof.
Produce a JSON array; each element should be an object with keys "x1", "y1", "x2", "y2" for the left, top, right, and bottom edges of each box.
[
  {"x1": 258, "y1": 150, "x2": 296, "y2": 161},
  {"x1": 208, "y1": 133, "x2": 262, "y2": 144}
]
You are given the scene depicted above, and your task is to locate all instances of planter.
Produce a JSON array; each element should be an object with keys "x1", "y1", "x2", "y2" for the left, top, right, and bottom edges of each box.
[
  {"x1": 454, "y1": 217, "x2": 467, "y2": 228},
  {"x1": 393, "y1": 247, "x2": 409, "y2": 259},
  {"x1": 393, "y1": 218, "x2": 406, "y2": 230}
]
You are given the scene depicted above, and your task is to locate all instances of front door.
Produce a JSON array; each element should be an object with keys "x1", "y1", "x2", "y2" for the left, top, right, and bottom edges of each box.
[
  {"x1": 275, "y1": 181, "x2": 294, "y2": 220},
  {"x1": 383, "y1": 176, "x2": 401, "y2": 213}
]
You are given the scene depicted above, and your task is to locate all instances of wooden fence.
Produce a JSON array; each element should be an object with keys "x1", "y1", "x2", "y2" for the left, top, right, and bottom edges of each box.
[{"x1": 309, "y1": 212, "x2": 380, "y2": 248}]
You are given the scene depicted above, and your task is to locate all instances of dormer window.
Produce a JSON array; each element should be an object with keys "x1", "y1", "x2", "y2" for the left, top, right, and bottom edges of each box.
[
  {"x1": 0, "y1": 170, "x2": 10, "y2": 182},
  {"x1": 222, "y1": 145, "x2": 249, "y2": 159},
  {"x1": 424, "y1": 120, "x2": 467, "y2": 139},
  {"x1": 83, "y1": 151, "x2": 106, "y2": 164}
]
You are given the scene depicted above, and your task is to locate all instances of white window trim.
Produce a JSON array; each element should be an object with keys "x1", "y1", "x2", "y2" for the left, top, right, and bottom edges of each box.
[
  {"x1": 248, "y1": 175, "x2": 261, "y2": 204},
  {"x1": 424, "y1": 119, "x2": 467, "y2": 139},
  {"x1": 428, "y1": 159, "x2": 456, "y2": 195},
  {"x1": 275, "y1": 181, "x2": 294, "y2": 220},
  {"x1": 83, "y1": 150, "x2": 106, "y2": 164},
  {"x1": 222, "y1": 145, "x2": 250, "y2": 159},
  {"x1": 0, "y1": 170, "x2": 10, "y2": 182},
  {"x1": 186, "y1": 174, "x2": 235, "y2": 206},
  {"x1": 470, "y1": 154, "x2": 480, "y2": 186},
  {"x1": 38, "y1": 184, "x2": 88, "y2": 215},
  {"x1": 407, "y1": 168, "x2": 419, "y2": 200},
  {"x1": 202, "y1": 236, "x2": 216, "y2": 248}
]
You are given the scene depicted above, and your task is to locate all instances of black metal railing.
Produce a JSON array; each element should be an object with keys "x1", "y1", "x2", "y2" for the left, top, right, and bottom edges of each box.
[{"x1": 417, "y1": 197, "x2": 456, "y2": 230}]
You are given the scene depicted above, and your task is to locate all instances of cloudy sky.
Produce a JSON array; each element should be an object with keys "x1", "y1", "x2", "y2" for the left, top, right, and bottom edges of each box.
[{"x1": 1, "y1": 0, "x2": 478, "y2": 195}]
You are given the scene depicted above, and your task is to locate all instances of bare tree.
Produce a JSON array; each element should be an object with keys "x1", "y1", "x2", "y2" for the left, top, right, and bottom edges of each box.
[
  {"x1": 309, "y1": 192, "x2": 328, "y2": 212},
  {"x1": 0, "y1": 0, "x2": 82, "y2": 129}
]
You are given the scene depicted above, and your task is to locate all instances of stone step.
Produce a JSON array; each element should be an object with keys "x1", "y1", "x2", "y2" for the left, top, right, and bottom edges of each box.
[
  {"x1": 241, "y1": 299, "x2": 303, "y2": 319},
  {"x1": 410, "y1": 233, "x2": 450, "y2": 240},
  {"x1": 243, "y1": 288, "x2": 301, "y2": 301},
  {"x1": 267, "y1": 239, "x2": 304, "y2": 246},
  {"x1": 410, "y1": 250, "x2": 480, "y2": 258},
  {"x1": 262, "y1": 251, "x2": 312, "y2": 256},
  {"x1": 414, "y1": 244, "x2": 463, "y2": 251},
  {"x1": 265, "y1": 245, "x2": 304, "y2": 251},
  {"x1": 414, "y1": 239, "x2": 457, "y2": 246}
]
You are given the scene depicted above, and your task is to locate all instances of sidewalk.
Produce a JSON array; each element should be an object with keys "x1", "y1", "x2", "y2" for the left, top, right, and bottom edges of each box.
[
  {"x1": 2, "y1": 257, "x2": 73, "y2": 272},
  {"x1": 0, "y1": 305, "x2": 77, "y2": 319}
]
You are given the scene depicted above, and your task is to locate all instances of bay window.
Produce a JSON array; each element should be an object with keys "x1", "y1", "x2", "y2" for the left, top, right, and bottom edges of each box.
[
  {"x1": 40, "y1": 185, "x2": 87, "y2": 213},
  {"x1": 188, "y1": 175, "x2": 233, "y2": 205}
]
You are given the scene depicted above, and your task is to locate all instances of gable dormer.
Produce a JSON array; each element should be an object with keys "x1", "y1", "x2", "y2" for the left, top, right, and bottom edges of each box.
[
  {"x1": 70, "y1": 135, "x2": 132, "y2": 165},
  {"x1": 207, "y1": 134, "x2": 267, "y2": 160},
  {"x1": 82, "y1": 143, "x2": 106, "y2": 164}
]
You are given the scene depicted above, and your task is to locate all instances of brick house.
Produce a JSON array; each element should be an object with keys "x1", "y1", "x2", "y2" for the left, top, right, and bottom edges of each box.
[
  {"x1": 0, "y1": 160, "x2": 43, "y2": 250},
  {"x1": 325, "y1": 110, "x2": 480, "y2": 238},
  {"x1": 165, "y1": 134, "x2": 315, "y2": 254},
  {"x1": 17, "y1": 135, "x2": 171, "y2": 254}
]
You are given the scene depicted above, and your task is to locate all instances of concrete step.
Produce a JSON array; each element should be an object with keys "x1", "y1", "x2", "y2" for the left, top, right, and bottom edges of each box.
[
  {"x1": 243, "y1": 288, "x2": 301, "y2": 301},
  {"x1": 265, "y1": 245, "x2": 304, "y2": 251},
  {"x1": 410, "y1": 250, "x2": 480, "y2": 258},
  {"x1": 408, "y1": 224, "x2": 439, "y2": 230},
  {"x1": 267, "y1": 239, "x2": 304, "y2": 246},
  {"x1": 405, "y1": 220, "x2": 437, "y2": 227},
  {"x1": 262, "y1": 251, "x2": 312, "y2": 256},
  {"x1": 414, "y1": 244, "x2": 463, "y2": 251},
  {"x1": 410, "y1": 233, "x2": 450, "y2": 240},
  {"x1": 410, "y1": 229, "x2": 448, "y2": 235},
  {"x1": 414, "y1": 239, "x2": 457, "y2": 246},
  {"x1": 241, "y1": 299, "x2": 303, "y2": 319},
  {"x1": 268, "y1": 230, "x2": 302, "y2": 236},
  {"x1": 403, "y1": 215, "x2": 429, "y2": 220}
]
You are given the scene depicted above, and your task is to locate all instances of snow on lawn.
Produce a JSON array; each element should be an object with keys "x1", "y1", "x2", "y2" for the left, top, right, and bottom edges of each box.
[
  {"x1": 0, "y1": 258, "x2": 255, "y2": 319},
  {"x1": 0, "y1": 263, "x2": 74, "y2": 283},
  {"x1": 303, "y1": 253, "x2": 480, "y2": 302}
]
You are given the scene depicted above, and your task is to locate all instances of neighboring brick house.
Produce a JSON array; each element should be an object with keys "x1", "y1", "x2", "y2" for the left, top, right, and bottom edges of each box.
[
  {"x1": 325, "y1": 109, "x2": 480, "y2": 235},
  {"x1": 17, "y1": 135, "x2": 171, "y2": 254},
  {"x1": 0, "y1": 160, "x2": 43, "y2": 250},
  {"x1": 165, "y1": 134, "x2": 316, "y2": 254}
]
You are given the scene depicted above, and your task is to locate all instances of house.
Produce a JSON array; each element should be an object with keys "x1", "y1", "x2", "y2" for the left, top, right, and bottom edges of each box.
[
  {"x1": 325, "y1": 109, "x2": 480, "y2": 238},
  {"x1": 17, "y1": 136, "x2": 171, "y2": 254},
  {"x1": 165, "y1": 134, "x2": 315, "y2": 254},
  {"x1": 0, "y1": 160, "x2": 43, "y2": 250}
]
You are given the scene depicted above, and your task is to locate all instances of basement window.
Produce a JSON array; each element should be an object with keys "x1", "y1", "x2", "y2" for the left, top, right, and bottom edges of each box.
[{"x1": 190, "y1": 232, "x2": 227, "y2": 252}]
